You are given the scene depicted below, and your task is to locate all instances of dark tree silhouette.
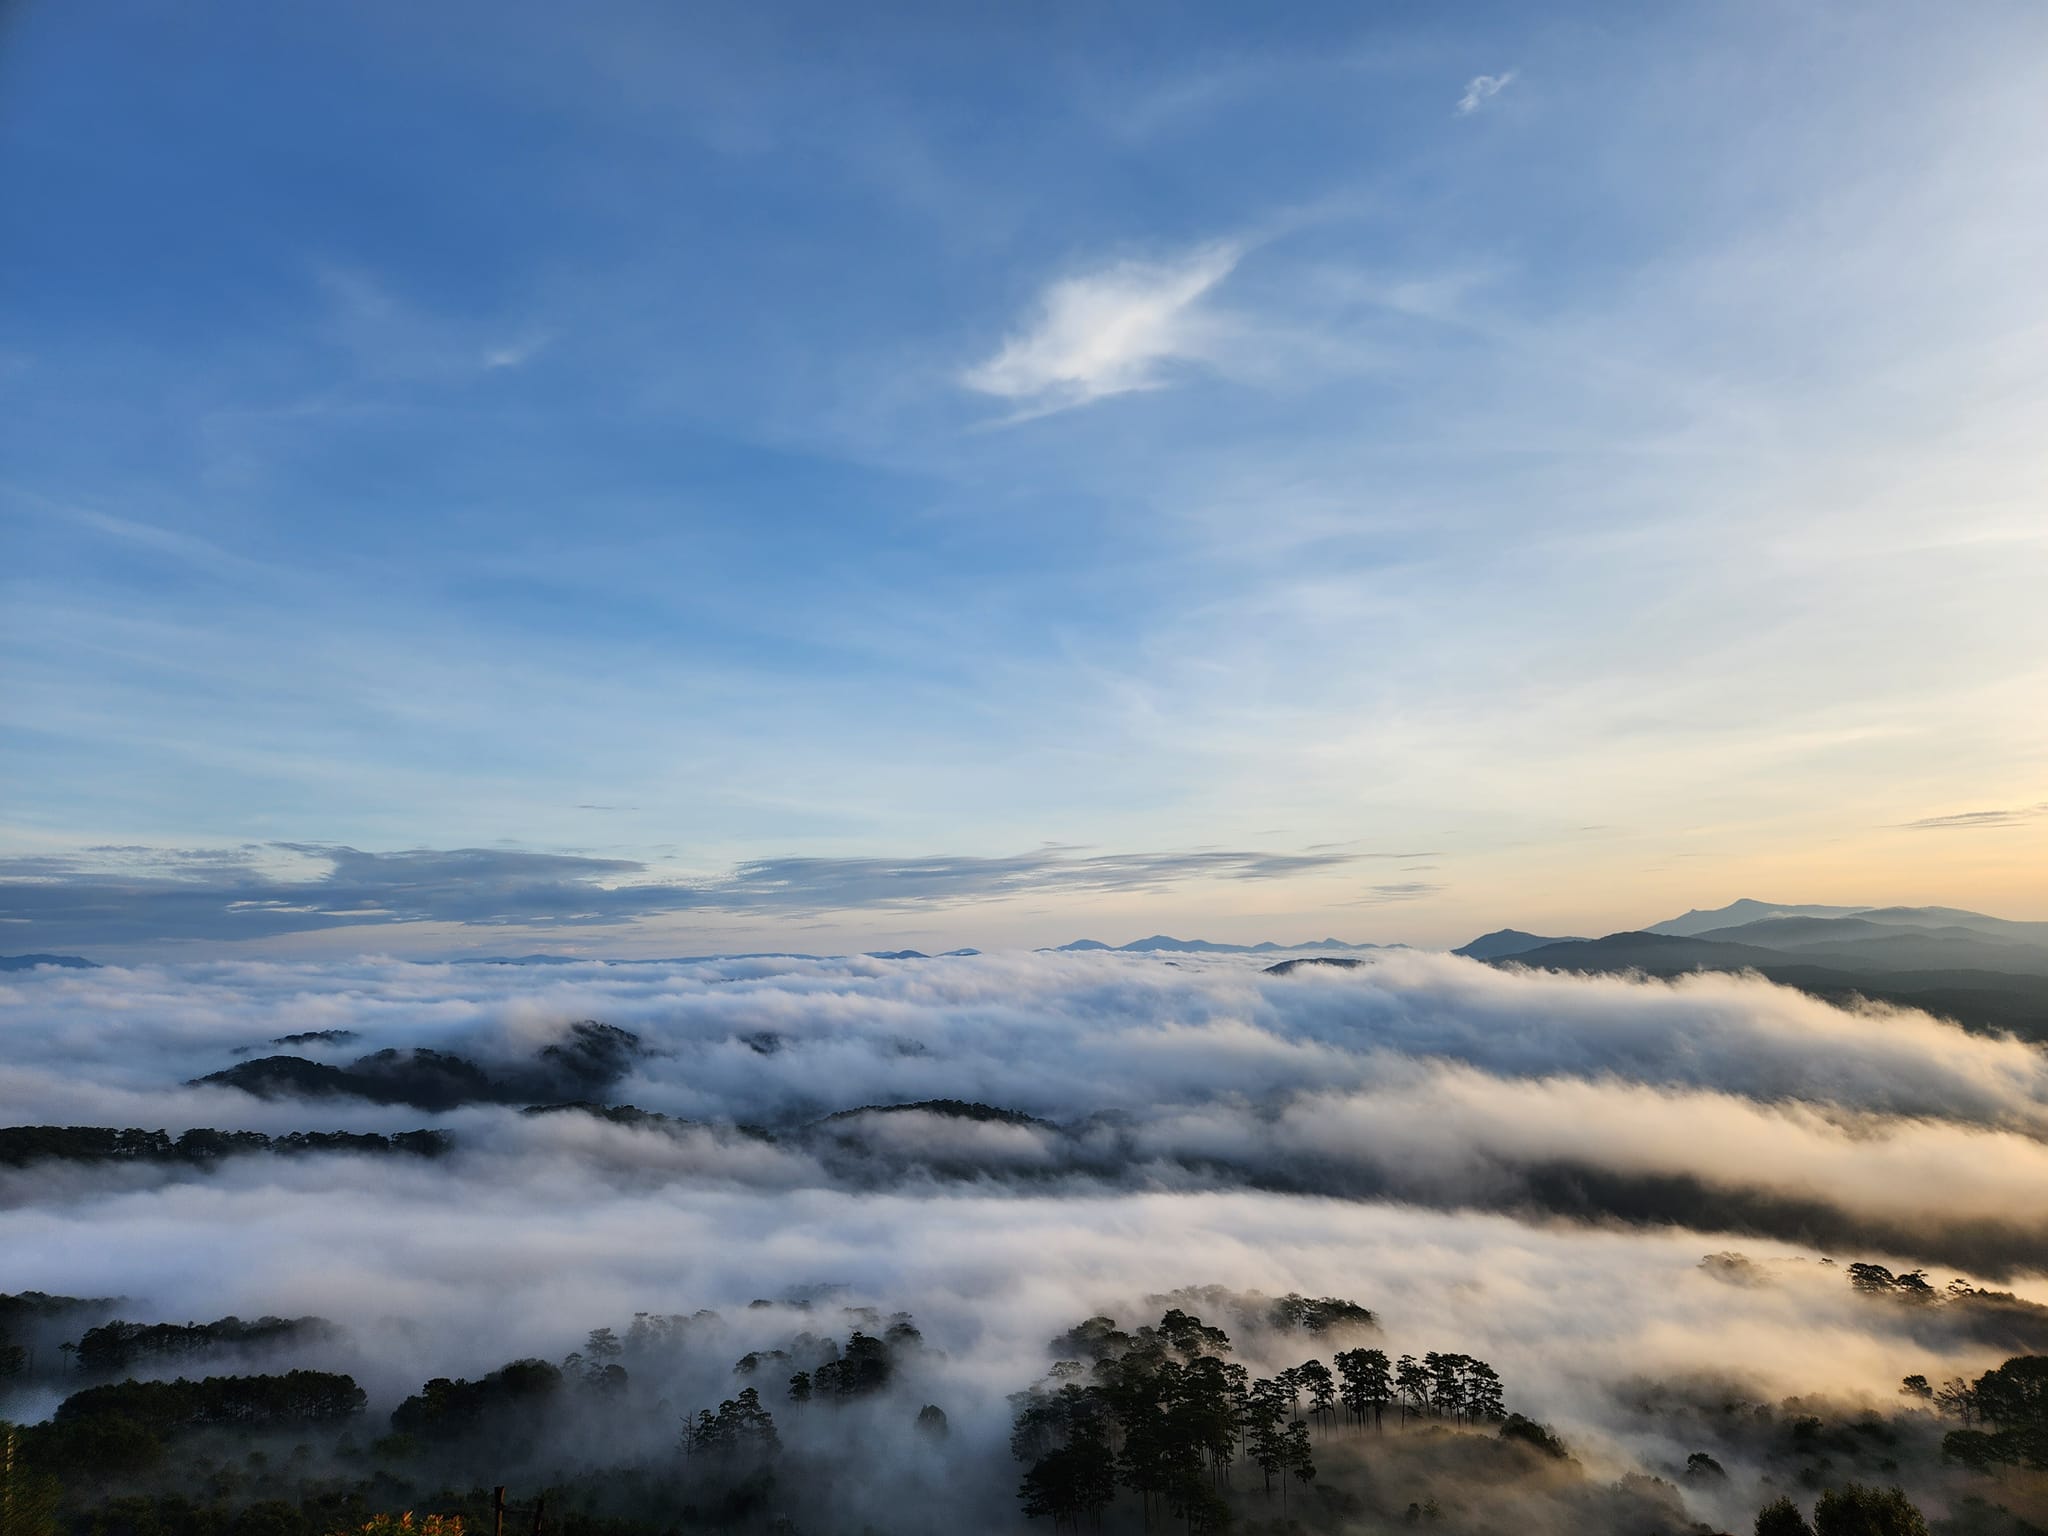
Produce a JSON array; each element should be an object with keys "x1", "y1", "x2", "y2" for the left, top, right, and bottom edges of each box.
[
  {"x1": 1940, "y1": 1354, "x2": 2048, "y2": 1468},
  {"x1": 1812, "y1": 1484, "x2": 1928, "y2": 1536},
  {"x1": 1755, "y1": 1496, "x2": 1815, "y2": 1536},
  {"x1": 1298, "y1": 1358, "x2": 1336, "y2": 1432},
  {"x1": 1283, "y1": 1417, "x2": 1315, "y2": 1510},
  {"x1": 1335, "y1": 1346, "x2": 1393, "y2": 1431},
  {"x1": 1395, "y1": 1354, "x2": 1429, "y2": 1422},
  {"x1": 681, "y1": 1385, "x2": 779, "y2": 1463}
]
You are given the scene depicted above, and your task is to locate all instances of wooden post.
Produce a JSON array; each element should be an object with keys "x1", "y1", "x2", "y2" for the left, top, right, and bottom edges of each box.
[
  {"x1": 492, "y1": 1486, "x2": 505, "y2": 1536},
  {"x1": 529, "y1": 1496, "x2": 546, "y2": 1536}
]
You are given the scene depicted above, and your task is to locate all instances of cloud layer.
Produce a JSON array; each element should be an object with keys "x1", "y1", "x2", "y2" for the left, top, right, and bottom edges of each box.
[
  {"x1": 5, "y1": 947, "x2": 2044, "y2": 1526},
  {"x1": 6, "y1": 949, "x2": 2048, "y2": 1274},
  {"x1": 0, "y1": 841, "x2": 1363, "y2": 948}
]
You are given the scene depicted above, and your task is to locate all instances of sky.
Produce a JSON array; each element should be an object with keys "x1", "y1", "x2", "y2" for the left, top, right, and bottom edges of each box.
[{"x1": 1, "y1": 0, "x2": 2044, "y2": 958}]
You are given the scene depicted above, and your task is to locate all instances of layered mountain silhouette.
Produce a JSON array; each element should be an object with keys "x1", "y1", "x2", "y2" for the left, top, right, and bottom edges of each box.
[
  {"x1": 1466, "y1": 900, "x2": 2048, "y2": 1042},
  {"x1": 0, "y1": 953, "x2": 97, "y2": 971},
  {"x1": 1451, "y1": 929, "x2": 1586, "y2": 960},
  {"x1": 1052, "y1": 935, "x2": 1382, "y2": 955}
]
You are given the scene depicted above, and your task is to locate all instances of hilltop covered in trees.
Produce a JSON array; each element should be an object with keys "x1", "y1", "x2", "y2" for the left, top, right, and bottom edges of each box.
[
  {"x1": 7, "y1": 1270, "x2": 2045, "y2": 1536},
  {"x1": 0, "y1": 1127, "x2": 450, "y2": 1167},
  {"x1": 73, "y1": 1317, "x2": 335, "y2": 1376},
  {"x1": 1010, "y1": 1303, "x2": 1502, "y2": 1529}
]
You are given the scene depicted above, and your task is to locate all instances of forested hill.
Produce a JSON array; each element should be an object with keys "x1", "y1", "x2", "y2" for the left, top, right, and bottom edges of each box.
[
  {"x1": 6, "y1": 1277, "x2": 2045, "y2": 1536},
  {"x1": 1453, "y1": 903, "x2": 2048, "y2": 1042}
]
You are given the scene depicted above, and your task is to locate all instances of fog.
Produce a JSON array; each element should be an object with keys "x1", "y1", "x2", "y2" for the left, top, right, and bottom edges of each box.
[{"x1": 3, "y1": 948, "x2": 2044, "y2": 1530}]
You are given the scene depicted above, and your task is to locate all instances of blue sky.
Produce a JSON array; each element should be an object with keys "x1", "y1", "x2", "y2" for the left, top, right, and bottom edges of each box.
[{"x1": 2, "y1": 1, "x2": 2045, "y2": 956}]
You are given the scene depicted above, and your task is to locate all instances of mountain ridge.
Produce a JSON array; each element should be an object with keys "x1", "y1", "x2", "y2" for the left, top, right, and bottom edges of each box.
[{"x1": 1050, "y1": 935, "x2": 1383, "y2": 955}]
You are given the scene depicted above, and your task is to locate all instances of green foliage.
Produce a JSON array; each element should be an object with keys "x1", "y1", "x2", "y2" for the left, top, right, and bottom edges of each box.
[
  {"x1": 54, "y1": 1371, "x2": 366, "y2": 1434},
  {"x1": 1811, "y1": 1483, "x2": 1928, "y2": 1536},
  {"x1": 1297, "y1": 1358, "x2": 1336, "y2": 1426},
  {"x1": 1015, "y1": 1306, "x2": 1505, "y2": 1527},
  {"x1": 1018, "y1": 1429, "x2": 1115, "y2": 1529},
  {"x1": 1048, "y1": 1316, "x2": 1130, "y2": 1363},
  {"x1": 1940, "y1": 1355, "x2": 2048, "y2": 1469},
  {"x1": 681, "y1": 1386, "x2": 779, "y2": 1461},
  {"x1": 1755, "y1": 1496, "x2": 1815, "y2": 1536},
  {"x1": 388, "y1": 1358, "x2": 561, "y2": 1444},
  {"x1": 1975, "y1": 1357, "x2": 2048, "y2": 1431},
  {"x1": 1499, "y1": 1413, "x2": 1570, "y2": 1460},
  {"x1": 1267, "y1": 1294, "x2": 1376, "y2": 1335},
  {"x1": 1333, "y1": 1346, "x2": 1393, "y2": 1428},
  {"x1": 15, "y1": 1412, "x2": 163, "y2": 1481},
  {"x1": 1847, "y1": 1265, "x2": 1938, "y2": 1304},
  {"x1": 810, "y1": 1330, "x2": 892, "y2": 1398},
  {"x1": 74, "y1": 1317, "x2": 330, "y2": 1375}
]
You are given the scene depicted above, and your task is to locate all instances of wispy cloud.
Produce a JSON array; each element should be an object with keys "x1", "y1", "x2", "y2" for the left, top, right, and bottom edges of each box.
[
  {"x1": 961, "y1": 243, "x2": 1240, "y2": 416},
  {"x1": 0, "y1": 841, "x2": 1366, "y2": 947},
  {"x1": 312, "y1": 262, "x2": 553, "y2": 382},
  {"x1": 482, "y1": 332, "x2": 554, "y2": 371},
  {"x1": 1344, "y1": 881, "x2": 1444, "y2": 906},
  {"x1": 1456, "y1": 70, "x2": 1515, "y2": 115},
  {"x1": 1901, "y1": 803, "x2": 2048, "y2": 831}
]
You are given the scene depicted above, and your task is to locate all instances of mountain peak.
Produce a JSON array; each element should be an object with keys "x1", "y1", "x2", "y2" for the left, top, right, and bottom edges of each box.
[{"x1": 1452, "y1": 929, "x2": 1585, "y2": 961}]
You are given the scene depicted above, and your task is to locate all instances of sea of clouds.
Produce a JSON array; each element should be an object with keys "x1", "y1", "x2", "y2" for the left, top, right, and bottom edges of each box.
[{"x1": 3, "y1": 947, "x2": 2044, "y2": 1515}]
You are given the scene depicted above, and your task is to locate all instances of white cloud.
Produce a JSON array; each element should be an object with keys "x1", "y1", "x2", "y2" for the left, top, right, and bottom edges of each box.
[
  {"x1": 7, "y1": 949, "x2": 2044, "y2": 1499},
  {"x1": 1457, "y1": 70, "x2": 1516, "y2": 115},
  {"x1": 482, "y1": 332, "x2": 554, "y2": 371},
  {"x1": 961, "y1": 243, "x2": 1240, "y2": 415},
  {"x1": 9, "y1": 948, "x2": 2048, "y2": 1281}
]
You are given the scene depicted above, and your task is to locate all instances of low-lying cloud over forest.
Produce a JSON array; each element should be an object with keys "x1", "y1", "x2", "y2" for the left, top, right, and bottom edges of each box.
[
  {"x1": 7, "y1": 949, "x2": 2048, "y2": 1273},
  {"x1": 6, "y1": 949, "x2": 2048, "y2": 1531}
]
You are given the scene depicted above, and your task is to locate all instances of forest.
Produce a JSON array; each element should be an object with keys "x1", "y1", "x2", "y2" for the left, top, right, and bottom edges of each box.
[{"x1": 6, "y1": 1279, "x2": 2048, "y2": 1536}]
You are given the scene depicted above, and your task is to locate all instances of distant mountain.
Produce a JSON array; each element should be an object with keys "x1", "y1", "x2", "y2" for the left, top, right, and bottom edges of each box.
[
  {"x1": 1052, "y1": 936, "x2": 1381, "y2": 955},
  {"x1": 1511, "y1": 932, "x2": 1795, "y2": 971},
  {"x1": 1492, "y1": 926, "x2": 2048, "y2": 1043},
  {"x1": 456, "y1": 952, "x2": 828, "y2": 966},
  {"x1": 1646, "y1": 900, "x2": 1868, "y2": 937},
  {"x1": 866, "y1": 950, "x2": 929, "y2": 961},
  {"x1": 1850, "y1": 906, "x2": 2048, "y2": 942},
  {"x1": 1264, "y1": 957, "x2": 1365, "y2": 976},
  {"x1": 1652, "y1": 898, "x2": 2048, "y2": 944},
  {"x1": 1693, "y1": 916, "x2": 2048, "y2": 976},
  {"x1": 1453, "y1": 929, "x2": 1585, "y2": 961},
  {"x1": 0, "y1": 953, "x2": 98, "y2": 972}
]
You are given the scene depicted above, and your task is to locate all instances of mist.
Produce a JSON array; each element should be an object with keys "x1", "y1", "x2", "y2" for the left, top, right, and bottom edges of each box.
[{"x1": 5, "y1": 949, "x2": 2046, "y2": 1531}]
